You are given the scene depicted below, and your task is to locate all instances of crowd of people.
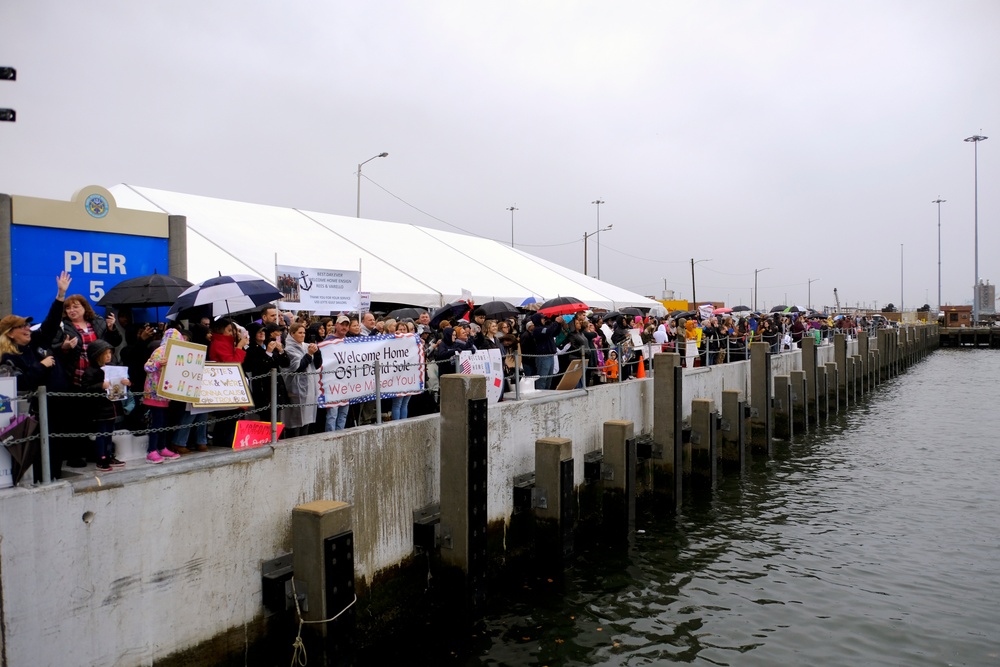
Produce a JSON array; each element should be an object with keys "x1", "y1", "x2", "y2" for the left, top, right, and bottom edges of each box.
[{"x1": 0, "y1": 273, "x2": 892, "y2": 481}]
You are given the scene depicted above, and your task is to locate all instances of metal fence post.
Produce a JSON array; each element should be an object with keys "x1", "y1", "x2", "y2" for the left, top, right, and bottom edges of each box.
[
  {"x1": 38, "y1": 385, "x2": 51, "y2": 485},
  {"x1": 270, "y1": 368, "x2": 278, "y2": 443},
  {"x1": 513, "y1": 347, "x2": 521, "y2": 400},
  {"x1": 374, "y1": 361, "x2": 382, "y2": 424}
]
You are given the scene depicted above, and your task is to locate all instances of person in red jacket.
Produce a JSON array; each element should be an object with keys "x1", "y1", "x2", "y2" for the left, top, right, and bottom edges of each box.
[
  {"x1": 208, "y1": 319, "x2": 249, "y2": 363},
  {"x1": 206, "y1": 319, "x2": 249, "y2": 447}
]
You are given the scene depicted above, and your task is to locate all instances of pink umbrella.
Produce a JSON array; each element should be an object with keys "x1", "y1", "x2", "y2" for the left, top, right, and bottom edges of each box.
[{"x1": 713, "y1": 307, "x2": 732, "y2": 315}]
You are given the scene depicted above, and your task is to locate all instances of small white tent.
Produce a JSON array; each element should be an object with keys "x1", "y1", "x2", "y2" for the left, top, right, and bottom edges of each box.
[{"x1": 109, "y1": 184, "x2": 660, "y2": 311}]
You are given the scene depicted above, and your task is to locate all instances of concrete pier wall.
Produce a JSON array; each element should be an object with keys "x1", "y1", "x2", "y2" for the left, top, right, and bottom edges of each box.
[{"x1": 0, "y1": 332, "x2": 899, "y2": 667}]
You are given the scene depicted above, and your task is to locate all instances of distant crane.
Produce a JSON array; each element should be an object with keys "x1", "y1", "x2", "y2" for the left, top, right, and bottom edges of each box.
[{"x1": 833, "y1": 287, "x2": 841, "y2": 313}]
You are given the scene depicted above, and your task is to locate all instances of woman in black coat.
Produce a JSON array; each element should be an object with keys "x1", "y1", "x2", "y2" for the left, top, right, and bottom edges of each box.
[{"x1": 242, "y1": 323, "x2": 290, "y2": 418}]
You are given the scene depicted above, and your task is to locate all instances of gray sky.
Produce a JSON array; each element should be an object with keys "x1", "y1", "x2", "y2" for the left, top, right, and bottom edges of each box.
[{"x1": 2, "y1": 1, "x2": 998, "y2": 312}]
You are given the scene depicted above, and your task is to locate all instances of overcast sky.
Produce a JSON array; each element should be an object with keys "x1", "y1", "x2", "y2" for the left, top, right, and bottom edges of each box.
[{"x1": 2, "y1": 1, "x2": 998, "y2": 312}]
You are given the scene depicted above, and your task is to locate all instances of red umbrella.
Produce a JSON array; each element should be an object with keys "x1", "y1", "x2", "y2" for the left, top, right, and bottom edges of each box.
[{"x1": 538, "y1": 296, "x2": 588, "y2": 317}]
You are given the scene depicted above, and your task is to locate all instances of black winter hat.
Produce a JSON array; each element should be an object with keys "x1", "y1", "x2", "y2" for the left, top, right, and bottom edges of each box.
[{"x1": 87, "y1": 339, "x2": 113, "y2": 364}]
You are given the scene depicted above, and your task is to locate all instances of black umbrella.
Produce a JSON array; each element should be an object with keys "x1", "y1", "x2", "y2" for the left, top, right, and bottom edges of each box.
[
  {"x1": 166, "y1": 274, "x2": 283, "y2": 321},
  {"x1": 386, "y1": 307, "x2": 426, "y2": 321},
  {"x1": 97, "y1": 273, "x2": 193, "y2": 307},
  {"x1": 770, "y1": 305, "x2": 788, "y2": 313},
  {"x1": 476, "y1": 300, "x2": 520, "y2": 320},
  {"x1": 731, "y1": 305, "x2": 751, "y2": 312},
  {"x1": 429, "y1": 300, "x2": 472, "y2": 329},
  {"x1": 620, "y1": 307, "x2": 644, "y2": 317},
  {"x1": 538, "y1": 296, "x2": 589, "y2": 317}
]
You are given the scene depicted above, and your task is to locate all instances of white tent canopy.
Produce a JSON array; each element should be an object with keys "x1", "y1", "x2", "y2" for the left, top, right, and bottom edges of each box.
[{"x1": 109, "y1": 184, "x2": 660, "y2": 311}]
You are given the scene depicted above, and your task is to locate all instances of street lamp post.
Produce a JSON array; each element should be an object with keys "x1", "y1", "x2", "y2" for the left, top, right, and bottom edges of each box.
[
  {"x1": 356, "y1": 152, "x2": 389, "y2": 218},
  {"x1": 753, "y1": 267, "x2": 770, "y2": 312},
  {"x1": 807, "y1": 277, "x2": 819, "y2": 311},
  {"x1": 507, "y1": 205, "x2": 518, "y2": 247},
  {"x1": 964, "y1": 133, "x2": 987, "y2": 324},
  {"x1": 592, "y1": 200, "x2": 605, "y2": 279},
  {"x1": 584, "y1": 225, "x2": 613, "y2": 275},
  {"x1": 900, "y1": 244, "x2": 904, "y2": 315},
  {"x1": 932, "y1": 198, "x2": 945, "y2": 312},
  {"x1": 691, "y1": 258, "x2": 711, "y2": 307}
]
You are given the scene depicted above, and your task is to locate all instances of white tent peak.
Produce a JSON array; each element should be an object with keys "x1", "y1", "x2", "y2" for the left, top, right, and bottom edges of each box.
[{"x1": 109, "y1": 184, "x2": 659, "y2": 311}]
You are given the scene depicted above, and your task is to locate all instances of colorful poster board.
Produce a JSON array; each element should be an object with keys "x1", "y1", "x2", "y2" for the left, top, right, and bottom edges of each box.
[
  {"x1": 193, "y1": 363, "x2": 253, "y2": 409},
  {"x1": 317, "y1": 333, "x2": 424, "y2": 406},
  {"x1": 232, "y1": 420, "x2": 283, "y2": 450},
  {"x1": 156, "y1": 339, "x2": 207, "y2": 402},
  {"x1": 276, "y1": 264, "x2": 360, "y2": 312}
]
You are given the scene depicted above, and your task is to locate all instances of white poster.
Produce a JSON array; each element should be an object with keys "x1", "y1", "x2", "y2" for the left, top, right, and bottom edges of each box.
[
  {"x1": 317, "y1": 333, "x2": 424, "y2": 406},
  {"x1": 103, "y1": 365, "x2": 129, "y2": 401},
  {"x1": 457, "y1": 348, "x2": 504, "y2": 404},
  {"x1": 276, "y1": 264, "x2": 361, "y2": 312}
]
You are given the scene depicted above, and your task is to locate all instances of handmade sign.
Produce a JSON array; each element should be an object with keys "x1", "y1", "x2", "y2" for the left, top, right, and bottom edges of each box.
[
  {"x1": 457, "y1": 348, "x2": 504, "y2": 403},
  {"x1": 193, "y1": 363, "x2": 253, "y2": 409},
  {"x1": 232, "y1": 420, "x2": 283, "y2": 450},
  {"x1": 103, "y1": 365, "x2": 129, "y2": 401},
  {"x1": 317, "y1": 333, "x2": 424, "y2": 406},
  {"x1": 156, "y1": 339, "x2": 207, "y2": 402}
]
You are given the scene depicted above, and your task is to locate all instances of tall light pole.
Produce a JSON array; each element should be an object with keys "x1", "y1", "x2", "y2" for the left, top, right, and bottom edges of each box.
[
  {"x1": 900, "y1": 244, "x2": 904, "y2": 316},
  {"x1": 753, "y1": 267, "x2": 770, "y2": 312},
  {"x1": 584, "y1": 225, "x2": 613, "y2": 275},
  {"x1": 807, "y1": 277, "x2": 819, "y2": 311},
  {"x1": 507, "y1": 205, "x2": 518, "y2": 247},
  {"x1": 691, "y1": 258, "x2": 711, "y2": 307},
  {"x1": 932, "y1": 198, "x2": 945, "y2": 312},
  {"x1": 964, "y1": 133, "x2": 987, "y2": 324},
  {"x1": 592, "y1": 199, "x2": 605, "y2": 279},
  {"x1": 356, "y1": 151, "x2": 388, "y2": 218}
]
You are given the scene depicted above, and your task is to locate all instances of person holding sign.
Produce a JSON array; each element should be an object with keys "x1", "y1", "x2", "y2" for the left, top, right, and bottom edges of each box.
[
  {"x1": 81, "y1": 340, "x2": 130, "y2": 471},
  {"x1": 142, "y1": 329, "x2": 184, "y2": 464},
  {"x1": 282, "y1": 323, "x2": 322, "y2": 437}
]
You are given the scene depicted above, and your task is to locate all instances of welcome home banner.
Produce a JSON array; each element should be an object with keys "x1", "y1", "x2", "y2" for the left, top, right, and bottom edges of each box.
[{"x1": 317, "y1": 333, "x2": 424, "y2": 406}]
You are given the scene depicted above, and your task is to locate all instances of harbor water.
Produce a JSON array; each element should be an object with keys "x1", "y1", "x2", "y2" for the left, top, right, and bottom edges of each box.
[{"x1": 351, "y1": 349, "x2": 999, "y2": 666}]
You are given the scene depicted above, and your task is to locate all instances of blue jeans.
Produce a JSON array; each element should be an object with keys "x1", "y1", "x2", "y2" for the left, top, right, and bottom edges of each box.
[
  {"x1": 325, "y1": 404, "x2": 349, "y2": 431},
  {"x1": 95, "y1": 419, "x2": 114, "y2": 459},
  {"x1": 147, "y1": 406, "x2": 167, "y2": 453},
  {"x1": 391, "y1": 395, "x2": 411, "y2": 420},
  {"x1": 536, "y1": 355, "x2": 555, "y2": 390},
  {"x1": 173, "y1": 411, "x2": 208, "y2": 446}
]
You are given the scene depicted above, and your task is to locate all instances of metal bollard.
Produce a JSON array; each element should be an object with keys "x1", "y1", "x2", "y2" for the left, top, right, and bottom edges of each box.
[
  {"x1": 39, "y1": 385, "x2": 51, "y2": 485},
  {"x1": 270, "y1": 368, "x2": 279, "y2": 443},
  {"x1": 374, "y1": 361, "x2": 382, "y2": 425}
]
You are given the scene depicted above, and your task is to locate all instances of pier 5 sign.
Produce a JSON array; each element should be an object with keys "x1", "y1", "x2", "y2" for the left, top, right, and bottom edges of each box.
[{"x1": 7, "y1": 186, "x2": 171, "y2": 321}]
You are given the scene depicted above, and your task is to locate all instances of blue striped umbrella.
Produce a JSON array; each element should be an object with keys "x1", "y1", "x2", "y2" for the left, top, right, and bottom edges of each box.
[{"x1": 165, "y1": 274, "x2": 282, "y2": 321}]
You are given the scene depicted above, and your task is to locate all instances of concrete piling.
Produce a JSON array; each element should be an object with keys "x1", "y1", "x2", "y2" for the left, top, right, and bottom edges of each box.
[
  {"x1": 291, "y1": 500, "x2": 355, "y2": 646},
  {"x1": 718, "y1": 390, "x2": 745, "y2": 472},
  {"x1": 773, "y1": 375, "x2": 793, "y2": 440},
  {"x1": 534, "y1": 437, "x2": 575, "y2": 560},
  {"x1": 801, "y1": 336, "x2": 820, "y2": 426},
  {"x1": 438, "y1": 374, "x2": 488, "y2": 616},
  {"x1": 690, "y1": 399, "x2": 717, "y2": 489},
  {"x1": 601, "y1": 421, "x2": 636, "y2": 539},
  {"x1": 749, "y1": 342, "x2": 772, "y2": 455},
  {"x1": 653, "y1": 353, "x2": 684, "y2": 508},
  {"x1": 790, "y1": 369, "x2": 808, "y2": 432},
  {"x1": 824, "y1": 362, "x2": 839, "y2": 415},
  {"x1": 834, "y1": 333, "x2": 848, "y2": 406},
  {"x1": 816, "y1": 364, "x2": 829, "y2": 422}
]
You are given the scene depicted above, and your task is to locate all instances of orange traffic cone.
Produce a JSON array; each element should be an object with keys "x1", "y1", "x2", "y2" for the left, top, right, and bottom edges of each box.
[{"x1": 636, "y1": 352, "x2": 646, "y2": 378}]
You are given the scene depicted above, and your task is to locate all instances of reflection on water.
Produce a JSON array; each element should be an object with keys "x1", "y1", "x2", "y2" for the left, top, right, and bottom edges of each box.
[{"x1": 358, "y1": 350, "x2": 1000, "y2": 666}]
